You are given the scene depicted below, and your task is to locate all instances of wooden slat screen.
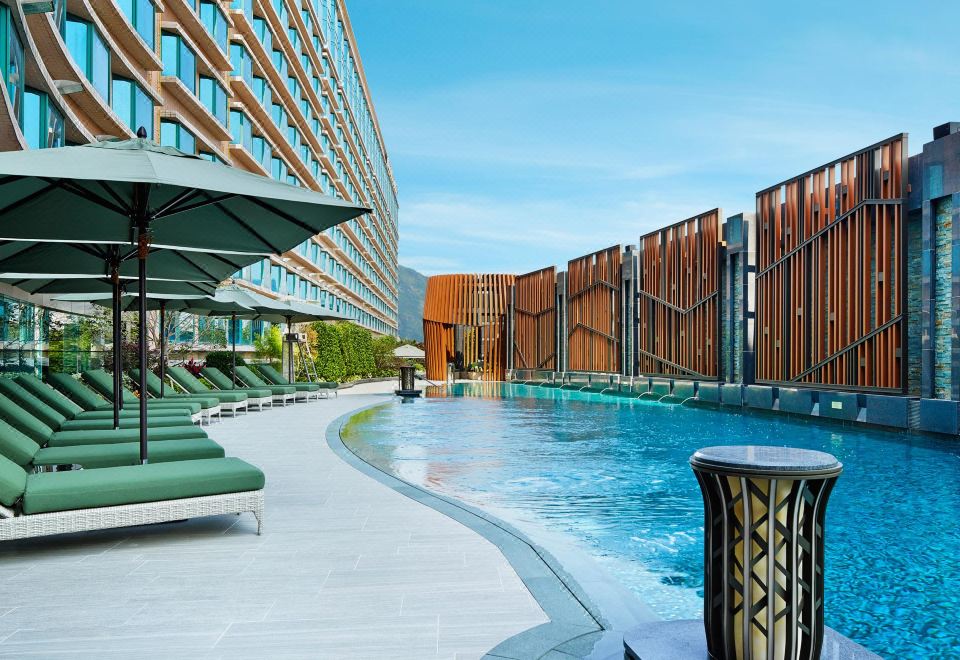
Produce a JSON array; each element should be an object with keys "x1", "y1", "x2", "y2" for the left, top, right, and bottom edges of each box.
[
  {"x1": 637, "y1": 209, "x2": 722, "y2": 378},
  {"x1": 755, "y1": 134, "x2": 907, "y2": 390},
  {"x1": 566, "y1": 246, "x2": 622, "y2": 372},
  {"x1": 423, "y1": 274, "x2": 516, "y2": 381},
  {"x1": 513, "y1": 267, "x2": 557, "y2": 370}
]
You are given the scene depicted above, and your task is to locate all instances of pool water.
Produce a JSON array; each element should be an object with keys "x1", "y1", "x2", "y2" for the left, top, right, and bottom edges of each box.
[{"x1": 341, "y1": 383, "x2": 960, "y2": 659}]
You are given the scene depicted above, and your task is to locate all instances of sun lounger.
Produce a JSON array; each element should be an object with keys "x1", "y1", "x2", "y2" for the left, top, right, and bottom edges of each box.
[
  {"x1": 255, "y1": 364, "x2": 337, "y2": 399},
  {"x1": 199, "y1": 367, "x2": 281, "y2": 408},
  {"x1": 0, "y1": 455, "x2": 264, "y2": 540},
  {"x1": 1, "y1": 377, "x2": 195, "y2": 431},
  {"x1": 0, "y1": 416, "x2": 224, "y2": 470},
  {"x1": 216, "y1": 366, "x2": 296, "y2": 405},
  {"x1": 82, "y1": 369, "x2": 221, "y2": 423},
  {"x1": 129, "y1": 369, "x2": 248, "y2": 416},
  {"x1": 0, "y1": 395, "x2": 208, "y2": 448},
  {"x1": 47, "y1": 372, "x2": 202, "y2": 422},
  {"x1": 167, "y1": 366, "x2": 271, "y2": 411}
]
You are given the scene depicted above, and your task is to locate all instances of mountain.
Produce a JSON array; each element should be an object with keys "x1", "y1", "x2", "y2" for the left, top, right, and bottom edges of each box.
[{"x1": 397, "y1": 265, "x2": 427, "y2": 341}]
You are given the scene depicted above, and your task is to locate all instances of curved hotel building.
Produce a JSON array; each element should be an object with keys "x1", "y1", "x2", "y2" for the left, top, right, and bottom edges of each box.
[{"x1": 0, "y1": 0, "x2": 399, "y2": 345}]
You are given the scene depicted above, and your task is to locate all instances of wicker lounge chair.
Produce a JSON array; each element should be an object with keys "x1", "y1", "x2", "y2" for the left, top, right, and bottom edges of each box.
[
  {"x1": 0, "y1": 417, "x2": 224, "y2": 470},
  {"x1": 44, "y1": 373, "x2": 199, "y2": 421},
  {"x1": 256, "y1": 364, "x2": 337, "y2": 399},
  {"x1": 167, "y1": 366, "x2": 272, "y2": 412},
  {"x1": 231, "y1": 366, "x2": 297, "y2": 405},
  {"x1": 82, "y1": 370, "x2": 220, "y2": 423},
  {"x1": 130, "y1": 369, "x2": 248, "y2": 416},
  {"x1": 0, "y1": 455, "x2": 264, "y2": 540}
]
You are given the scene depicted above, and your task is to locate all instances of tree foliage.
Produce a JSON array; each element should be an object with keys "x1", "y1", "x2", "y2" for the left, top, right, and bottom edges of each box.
[{"x1": 254, "y1": 325, "x2": 283, "y2": 365}]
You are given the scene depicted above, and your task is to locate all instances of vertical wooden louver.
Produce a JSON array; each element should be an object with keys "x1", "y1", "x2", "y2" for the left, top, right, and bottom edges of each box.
[
  {"x1": 566, "y1": 246, "x2": 622, "y2": 373},
  {"x1": 513, "y1": 267, "x2": 557, "y2": 371},
  {"x1": 423, "y1": 274, "x2": 516, "y2": 381},
  {"x1": 755, "y1": 134, "x2": 907, "y2": 391},
  {"x1": 637, "y1": 209, "x2": 722, "y2": 378}
]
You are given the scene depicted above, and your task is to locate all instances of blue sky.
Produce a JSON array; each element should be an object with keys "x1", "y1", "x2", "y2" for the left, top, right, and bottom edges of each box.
[{"x1": 349, "y1": 1, "x2": 959, "y2": 275}]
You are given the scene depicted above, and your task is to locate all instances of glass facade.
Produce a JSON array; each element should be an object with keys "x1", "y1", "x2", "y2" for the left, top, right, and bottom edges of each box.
[
  {"x1": 161, "y1": 31, "x2": 196, "y2": 94},
  {"x1": 22, "y1": 88, "x2": 64, "y2": 149},
  {"x1": 160, "y1": 119, "x2": 195, "y2": 154},
  {"x1": 112, "y1": 76, "x2": 154, "y2": 138},
  {"x1": 117, "y1": 0, "x2": 155, "y2": 49},
  {"x1": 65, "y1": 15, "x2": 111, "y2": 102},
  {"x1": 198, "y1": 1, "x2": 228, "y2": 53},
  {"x1": 198, "y1": 75, "x2": 227, "y2": 125}
]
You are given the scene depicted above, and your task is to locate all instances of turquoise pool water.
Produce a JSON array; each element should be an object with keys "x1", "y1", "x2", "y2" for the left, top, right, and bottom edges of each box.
[{"x1": 342, "y1": 383, "x2": 960, "y2": 659}]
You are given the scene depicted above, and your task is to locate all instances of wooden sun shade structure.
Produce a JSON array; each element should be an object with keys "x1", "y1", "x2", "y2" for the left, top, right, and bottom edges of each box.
[
  {"x1": 637, "y1": 209, "x2": 723, "y2": 378},
  {"x1": 512, "y1": 267, "x2": 557, "y2": 371},
  {"x1": 423, "y1": 273, "x2": 516, "y2": 381},
  {"x1": 567, "y1": 246, "x2": 622, "y2": 373},
  {"x1": 755, "y1": 134, "x2": 908, "y2": 391}
]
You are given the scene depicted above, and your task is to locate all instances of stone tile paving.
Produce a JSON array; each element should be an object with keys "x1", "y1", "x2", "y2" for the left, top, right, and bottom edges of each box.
[{"x1": 0, "y1": 382, "x2": 547, "y2": 658}]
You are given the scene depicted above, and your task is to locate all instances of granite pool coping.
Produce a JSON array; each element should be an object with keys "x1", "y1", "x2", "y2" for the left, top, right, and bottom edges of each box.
[{"x1": 327, "y1": 401, "x2": 656, "y2": 659}]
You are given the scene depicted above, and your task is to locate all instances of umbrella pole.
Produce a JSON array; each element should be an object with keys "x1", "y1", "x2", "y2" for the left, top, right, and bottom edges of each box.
[
  {"x1": 286, "y1": 316, "x2": 293, "y2": 383},
  {"x1": 160, "y1": 301, "x2": 166, "y2": 398},
  {"x1": 136, "y1": 192, "x2": 149, "y2": 465},
  {"x1": 231, "y1": 312, "x2": 237, "y2": 387},
  {"x1": 111, "y1": 265, "x2": 121, "y2": 429}
]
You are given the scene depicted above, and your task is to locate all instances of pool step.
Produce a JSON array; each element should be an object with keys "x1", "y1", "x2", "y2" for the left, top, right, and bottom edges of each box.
[{"x1": 908, "y1": 399, "x2": 921, "y2": 429}]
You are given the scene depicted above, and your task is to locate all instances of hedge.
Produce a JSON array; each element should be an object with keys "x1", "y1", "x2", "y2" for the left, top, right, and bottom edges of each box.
[
  {"x1": 312, "y1": 321, "x2": 345, "y2": 382},
  {"x1": 205, "y1": 350, "x2": 244, "y2": 375},
  {"x1": 310, "y1": 322, "x2": 420, "y2": 382}
]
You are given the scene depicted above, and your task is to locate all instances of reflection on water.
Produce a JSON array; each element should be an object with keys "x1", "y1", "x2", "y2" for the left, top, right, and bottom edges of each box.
[{"x1": 343, "y1": 383, "x2": 960, "y2": 659}]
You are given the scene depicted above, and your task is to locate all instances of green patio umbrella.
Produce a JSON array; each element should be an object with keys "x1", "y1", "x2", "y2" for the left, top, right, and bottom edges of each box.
[
  {"x1": 211, "y1": 285, "x2": 354, "y2": 384},
  {"x1": 0, "y1": 136, "x2": 368, "y2": 463}
]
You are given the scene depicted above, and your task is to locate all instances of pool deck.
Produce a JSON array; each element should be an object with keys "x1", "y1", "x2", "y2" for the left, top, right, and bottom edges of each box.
[{"x1": 0, "y1": 381, "x2": 550, "y2": 659}]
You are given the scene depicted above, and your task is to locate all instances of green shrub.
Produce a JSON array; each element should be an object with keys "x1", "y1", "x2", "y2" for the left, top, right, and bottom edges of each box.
[
  {"x1": 254, "y1": 325, "x2": 283, "y2": 362},
  {"x1": 205, "y1": 350, "x2": 244, "y2": 375},
  {"x1": 372, "y1": 335, "x2": 401, "y2": 377},
  {"x1": 312, "y1": 321, "x2": 345, "y2": 382}
]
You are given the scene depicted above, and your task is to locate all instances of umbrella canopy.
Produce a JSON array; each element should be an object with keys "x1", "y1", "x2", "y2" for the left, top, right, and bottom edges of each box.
[
  {"x1": 0, "y1": 138, "x2": 368, "y2": 252},
  {"x1": 0, "y1": 137, "x2": 368, "y2": 464},
  {"x1": 0, "y1": 275, "x2": 217, "y2": 296},
  {"x1": 393, "y1": 344, "x2": 425, "y2": 359},
  {"x1": 0, "y1": 240, "x2": 263, "y2": 283}
]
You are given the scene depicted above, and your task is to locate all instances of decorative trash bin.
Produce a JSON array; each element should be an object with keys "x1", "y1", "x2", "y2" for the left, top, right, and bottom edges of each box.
[{"x1": 690, "y1": 446, "x2": 842, "y2": 660}]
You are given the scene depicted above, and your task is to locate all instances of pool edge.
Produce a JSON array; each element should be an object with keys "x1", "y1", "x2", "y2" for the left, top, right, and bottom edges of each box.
[{"x1": 326, "y1": 401, "x2": 623, "y2": 659}]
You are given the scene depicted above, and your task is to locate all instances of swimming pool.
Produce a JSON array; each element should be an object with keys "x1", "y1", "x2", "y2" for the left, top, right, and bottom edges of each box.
[{"x1": 341, "y1": 383, "x2": 960, "y2": 659}]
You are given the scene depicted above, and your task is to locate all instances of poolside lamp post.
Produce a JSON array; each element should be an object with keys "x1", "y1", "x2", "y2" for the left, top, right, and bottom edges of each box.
[{"x1": 689, "y1": 446, "x2": 842, "y2": 660}]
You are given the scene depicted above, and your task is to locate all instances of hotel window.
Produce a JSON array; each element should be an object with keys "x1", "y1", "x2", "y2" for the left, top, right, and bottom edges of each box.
[
  {"x1": 230, "y1": 42, "x2": 253, "y2": 87},
  {"x1": 22, "y1": 89, "x2": 64, "y2": 150},
  {"x1": 160, "y1": 119, "x2": 196, "y2": 154},
  {"x1": 299, "y1": 279, "x2": 308, "y2": 299},
  {"x1": 251, "y1": 135, "x2": 271, "y2": 171},
  {"x1": 0, "y1": 6, "x2": 25, "y2": 127},
  {"x1": 252, "y1": 17, "x2": 271, "y2": 52},
  {"x1": 65, "y1": 15, "x2": 111, "y2": 103},
  {"x1": 310, "y1": 242, "x2": 319, "y2": 264},
  {"x1": 286, "y1": 272, "x2": 296, "y2": 294},
  {"x1": 310, "y1": 285, "x2": 318, "y2": 301},
  {"x1": 270, "y1": 264, "x2": 282, "y2": 292},
  {"x1": 252, "y1": 76, "x2": 271, "y2": 108},
  {"x1": 270, "y1": 156, "x2": 286, "y2": 181},
  {"x1": 249, "y1": 258, "x2": 265, "y2": 286},
  {"x1": 271, "y1": 0, "x2": 286, "y2": 24},
  {"x1": 230, "y1": 0, "x2": 253, "y2": 24},
  {"x1": 199, "y1": 76, "x2": 227, "y2": 125},
  {"x1": 112, "y1": 76, "x2": 154, "y2": 138},
  {"x1": 198, "y1": 151, "x2": 221, "y2": 162},
  {"x1": 270, "y1": 102, "x2": 285, "y2": 128},
  {"x1": 271, "y1": 50, "x2": 286, "y2": 77},
  {"x1": 198, "y1": 1, "x2": 228, "y2": 53},
  {"x1": 287, "y1": 174, "x2": 298, "y2": 187},
  {"x1": 117, "y1": 0, "x2": 155, "y2": 50},
  {"x1": 229, "y1": 110, "x2": 252, "y2": 152},
  {"x1": 161, "y1": 32, "x2": 196, "y2": 94}
]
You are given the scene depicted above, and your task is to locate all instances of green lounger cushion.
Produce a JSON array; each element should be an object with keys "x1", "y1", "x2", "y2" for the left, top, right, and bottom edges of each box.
[
  {"x1": 233, "y1": 366, "x2": 297, "y2": 395},
  {"x1": 16, "y1": 374, "x2": 85, "y2": 419},
  {"x1": 201, "y1": 368, "x2": 272, "y2": 398},
  {"x1": 255, "y1": 365, "x2": 321, "y2": 392},
  {"x1": 316, "y1": 381, "x2": 339, "y2": 390},
  {"x1": 128, "y1": 369, "x2": 222, "y2": 409},
  {"x1": 82, "y1": 370, "x2": 206, "y2": 413},
  {"x1": 0, "y1": 395, "x2": 56, "y2": 444},
  {"x1": 33, "y1": 438, "x2": 225, "y2": 470},
  {"x1": 58, "y1": 416, "x2": 195, "y2": 431},
  {"x1": 46, "y1": 373, "x2": 194, "y2": 417},
  {"x1": 47, "y1": 425, "x2": 208, "y2": 448},
  {"x1": 22, "y1": 457, "x2": 265, "y2": 514},
  {"x1": 0, "y1": 378, "x2": 71, "y2": 430},
  {"x1": 0, "y1": 418, "x2": 40, "y2": 467},
  {"x1": 165, "y1": 367, "x2": 248, "y2": 403},
  {"x1": 0, "y1": 454, "x2": 26, "y2": 507}
]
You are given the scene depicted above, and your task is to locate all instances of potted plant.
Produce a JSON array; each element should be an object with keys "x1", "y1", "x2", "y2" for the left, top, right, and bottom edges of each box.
[{"x1": 464, "y1": 362, "x2": 482, "y2": 380}]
